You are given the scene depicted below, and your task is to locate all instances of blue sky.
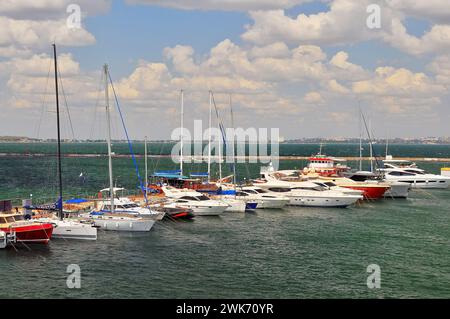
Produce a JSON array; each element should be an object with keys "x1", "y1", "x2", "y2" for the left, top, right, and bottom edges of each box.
[
  {"x1": 70, "y1": 0, "x2": 431, "y2": 76},
  {"x1": 70, "y1": 0, "x2": 250, "y2": 77},
  {"x1": 0, "y1": 0, "x2": 449, "y2": 139}
]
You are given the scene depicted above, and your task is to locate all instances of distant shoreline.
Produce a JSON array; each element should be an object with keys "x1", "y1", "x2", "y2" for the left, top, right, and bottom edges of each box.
[
  {"x1": 1, "y1": 138, "x2": 450, "y2": 145},
  {"x1": 1, "y1": 152, "x2": 449, "y2": 162}
]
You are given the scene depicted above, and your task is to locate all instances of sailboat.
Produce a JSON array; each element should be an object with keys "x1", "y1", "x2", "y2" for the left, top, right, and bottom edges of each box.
[
  {"x1": 344, "y1": 111, "x2": 411, "y2": 198},
  {"x1": 31, "y1": 44, "x2": 97, "y2": 241},
  {"x1": 209, "y1": 92, "x2": 257, "y2": 212},
  {"x1": 87, "y1": 64, "x2": 155, "y2": 232}
]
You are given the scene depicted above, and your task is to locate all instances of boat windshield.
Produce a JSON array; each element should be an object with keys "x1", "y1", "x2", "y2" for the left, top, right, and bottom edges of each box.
[
  {"x1": 196, "y1": 195, "x2": 211, "y2": 201},
  {"x1": 323, "y1": 182, "x2": 337, "y2": 187},
  {"x1": 254, "y1": 189, "x2": 268, "y2": 194},
  {"x1": 236, "y1": 192, "x2": 249, "y2": 196},
  {"x1": 404, "y1": 169, "x2": 425, "y2": 175},
  {"x1": 243, "y1": 189, "x2": 258, "y2": 194},
  {"x1": 122, "y1": 204, "x2": 139, "y2": 208},
  {"x1": 388, "y1": 171, "x2": 416, "y2": 176},
  {"x1": 0, "y1": 216, "x2": 16, "y2": 223}
]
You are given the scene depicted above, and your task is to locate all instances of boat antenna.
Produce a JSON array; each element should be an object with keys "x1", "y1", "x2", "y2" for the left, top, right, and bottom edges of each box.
[{"x1": 53, "y1": 43, "x2": 63, "y2": 221}]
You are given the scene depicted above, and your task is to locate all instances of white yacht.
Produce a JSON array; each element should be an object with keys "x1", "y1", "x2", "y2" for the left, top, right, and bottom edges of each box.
[
  {"x1": 254, "y1": 178, "x2": 362, "y2": 208},
  {"x1": 380, "y1": 156, "x2": 450, "y2": 189},
  {"x1": 96, "y1": 188, "x2": 165, "y2": 221},
  {"x1": 161, "y1": 186, "x2": 229, "y2": 216},
  {"x1": 237, "y1": 186, "x2": 290, "y2": 209},
  {"x1": 380, "y1": 168, "x2": 450, "y2": 189}
]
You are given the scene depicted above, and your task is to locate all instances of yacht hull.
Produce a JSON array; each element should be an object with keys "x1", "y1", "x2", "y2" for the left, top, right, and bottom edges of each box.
[
  {"x1": 384, "y1": 182, "x2": 410, "y2": 198},
  {"x1": 287, "y1": 195, "x2": 360, "y2": 208},
  {"x1": 340, "y1": 185, "x2": 389, "y2": 200},
  {"x1": 240, "y1": 198, "x2": 289, "y2": 209},
  {"x1": 156, "y1": 202, "x2": 226, "y2": 216},
  {"x1": 91, "y1": 216, "x2": 155, "y2": 232},
  {"x1": 402, "y1": 179, "x2": 449, "y2": 189},
  {"x1": 0, "y1": 223, "x2": 54, "y2": 244},
  {"x1": 52, "y1": 221, "x2": 97, "y2": 240},
  {"x1": 256, "y1": 198, "x2": 290, "y2": 209},
  {"x1": 192, "y1": 207, "x2": 225, "y2": 216}
]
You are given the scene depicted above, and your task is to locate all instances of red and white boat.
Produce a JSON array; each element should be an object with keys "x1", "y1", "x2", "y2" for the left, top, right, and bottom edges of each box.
[
  {"x1": 0, "y1": 212, "x2": 54, "y2": 244},
  {"x1": 305, "y1": 154, "x2": 351, "y2": 177},
  {"x1": 303, "y1": 154, "x2": 389, "y2": 199}
]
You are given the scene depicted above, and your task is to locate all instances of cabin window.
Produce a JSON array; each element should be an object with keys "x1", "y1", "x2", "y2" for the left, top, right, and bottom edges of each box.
[
  {"x1": 268, "y1": 188, "x2": 290, "y2": 193},
  {"x1": 180, "y1": 196, "x2": 198, "y2": 201}
]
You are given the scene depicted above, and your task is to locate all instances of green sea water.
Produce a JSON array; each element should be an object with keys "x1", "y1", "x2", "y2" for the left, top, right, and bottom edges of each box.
[{"x1": 0, "y1": 143, "x2": 449, "y2": 298}]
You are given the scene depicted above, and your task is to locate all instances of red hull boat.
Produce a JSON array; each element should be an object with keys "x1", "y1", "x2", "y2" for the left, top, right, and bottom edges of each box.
[
  {"x1": 0, "y1": 213, "x2": 54, "y2": 245},
  {"x1": 341, "y1": 185, "x2": 389, "y2": 200}
]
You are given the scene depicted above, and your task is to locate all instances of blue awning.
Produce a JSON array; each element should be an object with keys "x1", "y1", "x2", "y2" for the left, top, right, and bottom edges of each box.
[
  {"x1": 151, "y1": 174, "x2": 188, "y2": 179},
  {"x1": 190, "y1": 172, "x2": 209, "y2": 178},
  {"x1": 65, "y1": 198, "x2": 88, "y2": 204},
  {"x1": 155, "y1": 170, "x2": 181, "y2": 175}
]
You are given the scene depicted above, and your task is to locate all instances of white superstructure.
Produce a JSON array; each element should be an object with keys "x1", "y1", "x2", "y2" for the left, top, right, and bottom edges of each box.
[{"x1": 161, "y1": 186, "x2": 229, "y2": 216}]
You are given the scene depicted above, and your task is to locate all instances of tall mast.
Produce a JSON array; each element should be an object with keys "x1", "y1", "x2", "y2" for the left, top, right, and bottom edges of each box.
[
  {"x1": 369, "y1": 120, "x2": 373, "y2": 173},
  {"x1": 53, "y1": 44, "x2": 63, "y2": 221},
  {"x1": 145, "y1": 136, "x2": 148, "y2": 198},
  {"x1": 229, "y1": 94, "x2": 237, "y2": 188},
  {"x1": 104, "y1": 64, "x2": 114, "y2": 213},
  {"x1": 359, "y1": 112, "x2": 363, "y2": 171},
  {"x1": 208, "y1": 90, "x2": 212, "y2": 182},
  {"x1": 180, "y1": 90, "x2": 184, "y2": 176},
  {"x1": 218, "y1": 113, "x2": 222, "y2": 181},
  {"x1": 385, "y1": 134, "x2": 389, "y2": 159}
]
